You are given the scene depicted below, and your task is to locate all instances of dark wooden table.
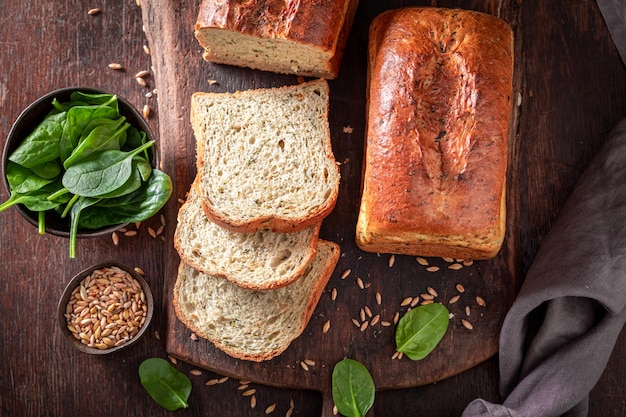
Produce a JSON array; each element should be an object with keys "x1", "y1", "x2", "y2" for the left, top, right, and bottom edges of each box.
[{"x1": 1, "y1": 0, "x2": 625, "y2": 416}]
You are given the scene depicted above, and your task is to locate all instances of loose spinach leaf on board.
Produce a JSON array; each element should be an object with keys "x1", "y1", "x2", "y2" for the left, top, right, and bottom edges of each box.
[
  {"x1": 8, "y1": 111, "x2": 66, "y2": 168},
  {"x1": 395, "y1": 302, "x2": 450, "y2": 361},
  {"x1": 139, "y1": 358, "x2": 191, "y2": 411},
  {"x1": 78, "y1": 169, "x2": 172, "y2": 229},
  {"x1": 332, "y1": 359, "x2": 375, "y2": 417},
  {"x1": 62, "y1": 140, "x2": 154, "y2": 197}
]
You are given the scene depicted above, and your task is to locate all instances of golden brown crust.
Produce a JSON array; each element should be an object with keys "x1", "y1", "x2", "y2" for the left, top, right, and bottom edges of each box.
[
  {"x1": 194, "y1": 0, "x2": 359, "y2": 78},
  {"x1": 356, "y1": 7, "x2": 514, "y2": 260}
]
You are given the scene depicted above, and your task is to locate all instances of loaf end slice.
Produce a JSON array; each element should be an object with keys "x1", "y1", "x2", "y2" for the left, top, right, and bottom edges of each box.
[
  {"x1": 173, "y1": 240, "x2": 340, "y2": 362},
  {"x1": 174, "y1": 180, "x2": 320, "y2": 290},
  {"x1": 192, "y1": 79, "x2": 340, "y2": 233},
  {"x1": 194, "y1": 0, "x2": 359, "y2": 79}
]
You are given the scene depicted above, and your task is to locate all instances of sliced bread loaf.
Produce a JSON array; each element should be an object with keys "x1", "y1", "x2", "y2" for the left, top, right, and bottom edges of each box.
[
  {"x1": 191, "y1": 79, "x2": 340, "y2": 233},
  {"x1": 174, "y1": 180, "x2": 320, "y2": 290},
  {"x1": 173, "y1": 240, "x2": 340, "y2": 362}
]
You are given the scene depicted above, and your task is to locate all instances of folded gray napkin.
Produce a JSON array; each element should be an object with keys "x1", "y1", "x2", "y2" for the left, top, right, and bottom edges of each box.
[{"x1": 462, "y1": 114, "x2": 626, "y2": 416}]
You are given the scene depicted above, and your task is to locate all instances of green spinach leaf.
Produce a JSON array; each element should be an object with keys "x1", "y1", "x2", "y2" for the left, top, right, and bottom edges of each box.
[
  {"x1": 8, "y1": 111, "x2": 66, "y2": 168},
  {"x1": 332, "y1": 359, "x2": 375, "y2": 417},
  {"x1": 395, "y1": 302, "x2": 450, "y2": 361},
  {"x1": 78, "y1": 169, "x2": 171, "y2": 229},
  {"x1": 0, "y1": 180, "x2": 68, "y2": 213},
  {"x1": 63, "y1": 117, "x2": 129, "y2": 168},
  {"x1": 139, "y1": 358, "x2": 191, "y2": 411},
  {"x1": 59, "y1": 105, "x2": 119, "y2": 163},
  {"x1": 6, "y1": 161, "x2": 56, "y2": 194},
  {"x1": 68, "y1": 196, "x2": 101, "y2": 258},
  {"x1": 62, "y1": 140, "x2": 154, "y2": 197}
]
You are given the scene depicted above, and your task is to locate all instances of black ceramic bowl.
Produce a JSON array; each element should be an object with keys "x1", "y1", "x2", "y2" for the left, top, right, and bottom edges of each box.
[
  {"x1": 1, "y1": 87, "x2": 155, "y2": 238},
  {"x1": 57, "y1": 261, "x2": 154, "y2": 355}
]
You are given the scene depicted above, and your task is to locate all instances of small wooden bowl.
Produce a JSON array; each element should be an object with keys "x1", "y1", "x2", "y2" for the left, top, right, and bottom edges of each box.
[
  {"x1": 58, "y1": 261, "x2": 154, "y2": 355},
  {"x1": 1, "y1": 86, "x2": 156, "y2": 238}
]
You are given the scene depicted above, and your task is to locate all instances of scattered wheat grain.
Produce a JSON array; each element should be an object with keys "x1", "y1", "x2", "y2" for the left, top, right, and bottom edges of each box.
[
  {"x1": 476, "y1": 296, "x2": 486, "y2": 307},
  {"x1": 401, "y1": 297, "x2": 413, "y2": 307},
  {"x1": 426, "y1": 266, "x2": 440, "y2": 272},
  {"x1": 448, "y1": 295, "x2": 460, "y2": 304},
  {"x1": 388, "y1": 255, "x2": 395, "y2": 267},
  {"x1": 340, "y1": 269, "x2": 351, "y2": 279},
  {"x1": 461, "y1": 319, "x2": 474, "y2": 330},
  {"x1": 416, "y1": 257, "x2": 429, "y2": 266},
  {"x1": 323, "y1": 320, "x2": 331, "y2": 333},
  {"x1": 356, "y1": 277, "x2": 365, "y2": 289},
  {"x1": 456, "y1": 283, "x2": 466, "y2": 293}
]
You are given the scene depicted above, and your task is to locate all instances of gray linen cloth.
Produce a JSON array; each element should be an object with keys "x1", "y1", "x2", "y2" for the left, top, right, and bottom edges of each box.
[
  {"x1": 462, "y1": 2, "x2": 626, "y2": 415},
  {"x1": 462, "y1": 107, "x2": 626, "y2": 416}
]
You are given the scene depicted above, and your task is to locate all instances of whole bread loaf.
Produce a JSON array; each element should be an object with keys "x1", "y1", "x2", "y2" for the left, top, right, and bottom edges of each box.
[
  {"x1": 194, "y1": 0, "x2": 359, "y2": 79},
  {"x1": 192, "y1": 79, "x2": 340, "y2": 234},
  {"x1": 173, "y1": 240, "x2": 340, "y2": 362},
  {"x1": 174, "y1": 181, "x2": 320, "y2": 290},
  {"x1": 356, "y1": 7, "x2": 514, "y2": 260}
]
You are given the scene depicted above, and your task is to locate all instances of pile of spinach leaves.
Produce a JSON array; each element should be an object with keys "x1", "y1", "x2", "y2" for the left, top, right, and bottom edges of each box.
[{"x1": 0, "y1": 91, "x2": 172, "y2": 258}]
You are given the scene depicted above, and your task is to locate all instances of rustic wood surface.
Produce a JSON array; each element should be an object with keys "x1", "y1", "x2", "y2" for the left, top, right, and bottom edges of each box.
[{"x1": 0, "y1": 0, "x2": 625, "y2": 416}]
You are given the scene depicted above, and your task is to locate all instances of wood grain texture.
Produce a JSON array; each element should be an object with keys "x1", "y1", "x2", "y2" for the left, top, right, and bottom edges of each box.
[{"x1": 0, "y1": 0, "x2": 624, "y2": 416}]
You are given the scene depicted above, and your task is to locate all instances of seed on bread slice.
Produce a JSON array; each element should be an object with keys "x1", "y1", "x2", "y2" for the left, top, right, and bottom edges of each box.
[
  {"x1": 173, "y1": 240, "x2": 340, "y2": 362},
  {"x1": 191, "y1": 79, "x2": 340, "y2": 233},
  {"x1": 174, "y1": 180, "x2": 320, "y2": 290}
]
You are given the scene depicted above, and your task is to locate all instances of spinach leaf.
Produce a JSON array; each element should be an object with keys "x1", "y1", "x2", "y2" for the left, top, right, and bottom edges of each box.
[
  {"x1": 395, "y1": 303, "x2": 450, "y2": 361},
  {"x1": 68, "y1": 196, "x2": 101, "y2": 258},
  {"x1": 62, "y1": 140, "x2": 154, "y2": 197},
  {"x1": 123, "y1": 125, "x2": 146, "y2": 152},
  {"x1": 70, "y1": 91, "x2": 119, "y2": 110},
  {"x1": 0, "y1": 180, "x2": 68, "y2": 213},
  {"x1": 332, "y1": 359, "x2": 375, "y2": 417},
  {"x1": 139, "y1": 358, "x2": 191, "y2": 411},
  {"x1": 29, "y1": 160, "x2": 61, "y2": 179},
  {"x1": 59, "y1": 105, "x2": 119, "y2": 163},
  {"x1": 63, "y1": 117, "x2": 129, "y2": 168},
  {"x1": 8, "y1": 111, "x2": 66, "y2": 168},
  {"x1": 78, "y1": 169, "x2": 171, "y2": 229},
  {"x1": 6, "y1": 161, "x2": 56, "y2": 194}
]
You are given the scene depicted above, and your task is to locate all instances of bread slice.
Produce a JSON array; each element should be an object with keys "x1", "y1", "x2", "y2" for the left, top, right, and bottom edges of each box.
[
  {"x1": 173, "y1": 240, "x2": 340, "y2": 362},
  {"x1": 174, "y1": 180, "x2": 320, "y2": 290},
  {"x1": 194, "y1": 0, "x2": 360, "y2": 79},
  {"x1": 191, "y1": 79, "x2": 340, "y2": 233}
]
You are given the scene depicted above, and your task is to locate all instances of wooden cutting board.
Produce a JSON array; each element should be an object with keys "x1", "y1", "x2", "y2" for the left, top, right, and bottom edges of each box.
[{"x1": 141, "y1": 1, "x2": 522, "y2": 415}]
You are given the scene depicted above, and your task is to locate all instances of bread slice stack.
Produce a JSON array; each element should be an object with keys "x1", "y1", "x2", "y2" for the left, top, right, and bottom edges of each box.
[{"x1": 173, "y1": 79, "x2": 340, "y2": 361}]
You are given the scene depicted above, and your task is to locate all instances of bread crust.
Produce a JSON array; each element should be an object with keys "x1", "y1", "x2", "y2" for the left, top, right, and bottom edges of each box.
[
  {"x1": 356, "y1": 7, "x2": 514, "y2": 260},
  {"x1": 174, "y1": 180, "x2": 321, "y2": 289},
  {"x1": 172, "y1": 240, "x2": 340, "y2": 361},
  {"x1": 195, "y1": 0, "x2": 360, "y2": 78}
]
